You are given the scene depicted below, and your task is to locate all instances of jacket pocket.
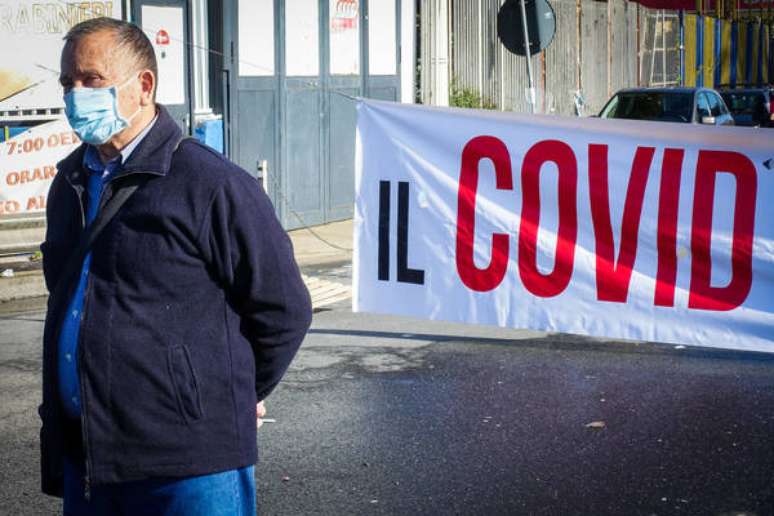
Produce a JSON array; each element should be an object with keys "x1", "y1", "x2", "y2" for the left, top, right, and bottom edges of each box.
[{"x1": 167, "y1": 345, "x2": 204, "y2": 423}]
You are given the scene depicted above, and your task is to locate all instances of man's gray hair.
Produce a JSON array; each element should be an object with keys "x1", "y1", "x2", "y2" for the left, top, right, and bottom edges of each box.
[{"x1": 64, "y1": 17, "x2": 158, "y2": 94}]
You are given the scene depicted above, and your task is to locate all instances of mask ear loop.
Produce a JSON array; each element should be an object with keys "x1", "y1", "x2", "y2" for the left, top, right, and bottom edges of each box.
[{"x1": 114, "y1": 73, "x2": 143, "y2": 125}]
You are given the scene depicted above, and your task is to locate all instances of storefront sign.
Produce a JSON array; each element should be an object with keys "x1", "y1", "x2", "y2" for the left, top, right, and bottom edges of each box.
[
  {"x1": 0, "y1": 119, "x2": 80, "y2": 215},
  {"x1": 0, "y1": 1, "x2": 122, "y2": 112}
]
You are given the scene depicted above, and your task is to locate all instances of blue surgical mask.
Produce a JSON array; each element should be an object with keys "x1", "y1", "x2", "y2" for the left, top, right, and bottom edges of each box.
[{"x1": 63, "y1": 76, "x2": 140, "y2": 145}]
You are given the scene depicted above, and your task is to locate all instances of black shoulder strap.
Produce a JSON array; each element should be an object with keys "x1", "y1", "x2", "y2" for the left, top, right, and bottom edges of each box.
[{"x1": 51, "y1": 135, "x2": 191, "y2": 303}]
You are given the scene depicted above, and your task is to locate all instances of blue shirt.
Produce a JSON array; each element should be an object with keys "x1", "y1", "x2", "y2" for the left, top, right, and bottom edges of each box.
[{"x1": 57, "y1": 117, "x2": 157, "y2": 419}]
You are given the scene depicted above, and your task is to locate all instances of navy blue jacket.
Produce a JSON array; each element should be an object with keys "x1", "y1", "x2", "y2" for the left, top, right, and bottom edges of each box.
[{"x1": 40, "y1": 106, "x2": 312, "y2": 496}]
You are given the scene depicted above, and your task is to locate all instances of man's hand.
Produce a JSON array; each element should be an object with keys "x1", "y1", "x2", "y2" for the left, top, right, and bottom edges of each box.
[{"x1": 256, "y1": 401, "x2": 267, "y2": 429}]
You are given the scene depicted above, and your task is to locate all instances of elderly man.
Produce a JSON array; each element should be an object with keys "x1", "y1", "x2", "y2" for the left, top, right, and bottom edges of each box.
[{"x1": 40, "y1": 17, "x2": 312, "y2": 514}]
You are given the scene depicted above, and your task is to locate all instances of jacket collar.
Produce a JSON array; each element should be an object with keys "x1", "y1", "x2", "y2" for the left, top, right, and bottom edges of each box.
[
  {"x1": 58, "y1": 104, "x2": 183, "y2": 187},
  {"x1": 57, "y1": 145, "x2": 88, "y2": 189}
]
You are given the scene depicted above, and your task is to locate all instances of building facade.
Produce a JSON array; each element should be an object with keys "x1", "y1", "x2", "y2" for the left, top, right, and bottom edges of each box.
[
  {"x1": 418, "y1": 0, "x2": 773, "y2": 116},
  {"x1": 0, "y1": 0, "x2": 416, "y2": 228}
]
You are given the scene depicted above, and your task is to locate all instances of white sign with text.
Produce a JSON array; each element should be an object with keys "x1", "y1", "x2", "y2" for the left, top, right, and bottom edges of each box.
[
  {"x1": 354, "y1": 100, "x2": 774, "y2": 352},
  {"x1": 0, "y1": 119, "x2": 80, "y2": 215}
]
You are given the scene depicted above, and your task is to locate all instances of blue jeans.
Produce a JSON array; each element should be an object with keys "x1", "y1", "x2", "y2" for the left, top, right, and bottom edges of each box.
[{"x1": 63, "y1": 458, "x2": 256, "y2": 516}]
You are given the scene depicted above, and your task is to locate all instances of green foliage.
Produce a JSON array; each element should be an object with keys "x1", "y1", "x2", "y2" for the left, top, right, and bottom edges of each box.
[{"x1": 449, "y1": 82, "x2": 497, "y2": 110}]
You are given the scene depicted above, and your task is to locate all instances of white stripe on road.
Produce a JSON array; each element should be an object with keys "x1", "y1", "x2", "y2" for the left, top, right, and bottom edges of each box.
[{"x1": 302, "y1": 275, "x2": 351, "y2": 309}]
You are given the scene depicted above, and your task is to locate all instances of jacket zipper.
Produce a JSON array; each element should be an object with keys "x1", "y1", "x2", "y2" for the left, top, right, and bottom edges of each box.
[
  {"x1": 68, "y1": 172, "x2": 94, "y2": 499},
  {"x1": 83, "y1": 474, "x2": 91, "y2": 501},
  {"x1": 66, "y1": 168, "x2": 157, "y2": 498},
  {"x1": 77, "y1": 316, "x2": 93, "y2": 501},
  {"x1": 72, "y1": 175, "x2": 93, "y2": 500},
  {"x1": 67, "y1": 177, "x2": 86, "y2": 231}
]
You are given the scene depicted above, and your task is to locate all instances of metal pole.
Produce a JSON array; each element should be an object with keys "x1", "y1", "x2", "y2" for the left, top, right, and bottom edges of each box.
[
  {"x1": 607, "y1": 0, "x2": 612, "y2": 97},
  {"x1": 478, "y1": 0, "x2": 484, "y2": 106},
  {"x1": 679, "y1": 10, "x2": 686, "y2": 86},
  {"x1": 519, "y1": 0, "x2": 536, "y2": 113},
  {"x1": 661, "y1": 10, "x2": 667, "y2": 86},
  {"x1": 500, "y1": 25, "x2": 505, "y2": 111},
  {"x1": 649, "y1": 11, "x2": 657, "y2": 85},
  {"x1": 636, "y1": 3, "x2": 641, "y2": 86}
]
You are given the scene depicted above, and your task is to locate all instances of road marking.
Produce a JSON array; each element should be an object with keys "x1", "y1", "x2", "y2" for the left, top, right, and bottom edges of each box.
[{"x1": 302, "y1": 275, "x2": 351, "y2": 309}]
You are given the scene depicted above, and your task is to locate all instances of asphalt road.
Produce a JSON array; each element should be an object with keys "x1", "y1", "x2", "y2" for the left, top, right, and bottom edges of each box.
[{"x1": 1, "y1": 293, "x2": 773, "y2": 515}]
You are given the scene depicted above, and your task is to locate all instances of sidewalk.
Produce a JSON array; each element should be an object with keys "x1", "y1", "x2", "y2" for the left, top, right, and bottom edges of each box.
[
  {"x1": 0, "y1": 219, "x2": 354, "y2": 305},
  {"x1": 291, "y1": 219, "x2": 353, "y2": 268}
]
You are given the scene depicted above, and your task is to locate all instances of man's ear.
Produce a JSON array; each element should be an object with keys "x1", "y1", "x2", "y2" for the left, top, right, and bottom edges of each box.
[{"x1": 139, "y1": 69, "x2": 155, "y2": 106}]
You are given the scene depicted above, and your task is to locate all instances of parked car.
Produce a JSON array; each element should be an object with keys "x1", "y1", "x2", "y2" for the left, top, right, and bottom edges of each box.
[
  {"x1": 598, "y1": 87, "x2": 735, "y2": 126},
  {"x1": 718, "y1": 86, "x2": 774, "y2": 128}
]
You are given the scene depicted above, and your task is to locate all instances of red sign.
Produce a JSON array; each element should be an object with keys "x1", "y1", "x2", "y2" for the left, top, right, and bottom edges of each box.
[
  {"x1": 331, "y1": 0, "x2": 358, "y2": 32},
  {"x1": 155, "y1": 29, "x2": 170, "y2": 46}
]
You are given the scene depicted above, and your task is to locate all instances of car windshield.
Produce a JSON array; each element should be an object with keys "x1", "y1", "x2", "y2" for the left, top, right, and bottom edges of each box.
[
  {"x1": 600, "y1": 92, "x2": 694, "y2": 123},
  {"x1": 720, "y1": 92, "x2": 765, "y2": 115}
]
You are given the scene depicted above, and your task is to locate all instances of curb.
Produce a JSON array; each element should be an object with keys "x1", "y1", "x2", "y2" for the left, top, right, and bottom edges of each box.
[
  {"x1": 0, "y1": 219, "x2": 353, "y2": 306},
  {"x1": 0, "y1": 266, "x2": 353, "y2": 310},
  {"x1": 0, "y1": 271, "x2": 47, "y2": 304}
]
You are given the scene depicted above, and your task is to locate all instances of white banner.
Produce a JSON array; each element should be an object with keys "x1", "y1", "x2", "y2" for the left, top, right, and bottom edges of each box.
[
  {"x1": 354, "y1": 100, "x2": 774, "y2": 352},
  {"x1": 0, "y1": 119, "x2": 81, "y2": 216}
]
